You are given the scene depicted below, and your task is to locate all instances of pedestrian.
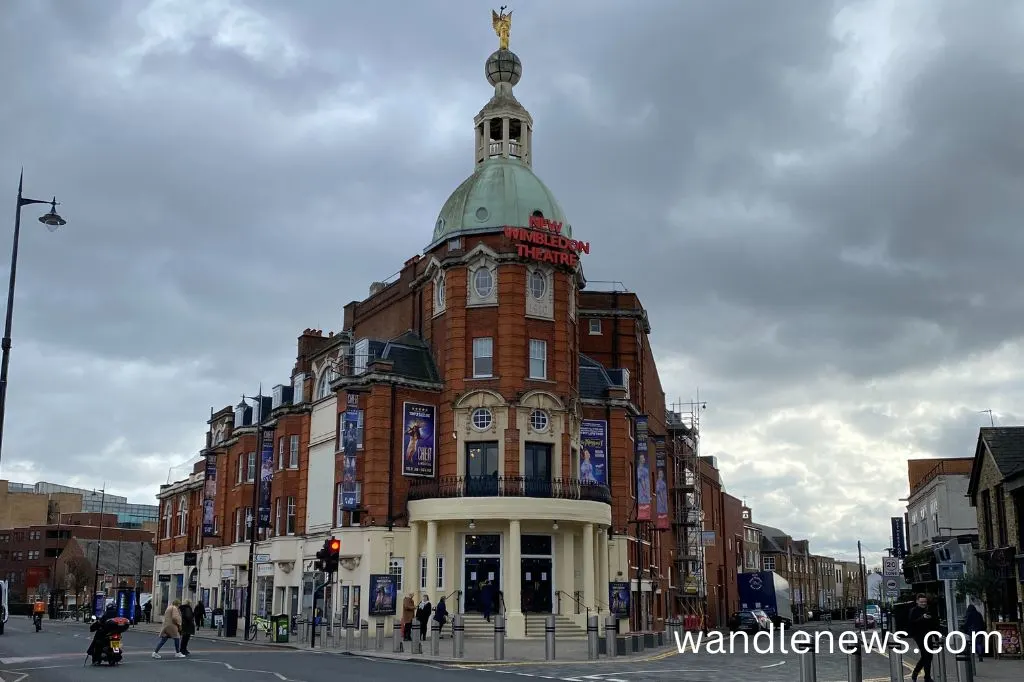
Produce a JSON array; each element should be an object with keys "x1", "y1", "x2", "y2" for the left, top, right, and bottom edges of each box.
[
  {"x1": 433, "y1": 596, "x2": 448, "y2": 638},
  {"x1": 195, "y1": 600, "x2": 206, "y2": 629},
  {"x1": 402, "y1": 593, "x2": 415, "y2": 641},
  {"x1": 179, "y1": 600, "x2": 195, "y2": 656},
  {"x1": 152, "y1": 599, "x2": 185, "y2": 659},
  {"x1": 481, "y1": 581, "x2": 493, "y2": 623},
  {"x1": 909, "y1": 593, "x2": 941, "y2": 682},
  {"x1": 143, "y1": 601, "x2": 152, "y2": 623},
  {"x1": 962, "y1": 603, "x2": 987, "y2": 662},
  {"x1": 416, "y1": 594, "x2": 432, "y2": 641}
]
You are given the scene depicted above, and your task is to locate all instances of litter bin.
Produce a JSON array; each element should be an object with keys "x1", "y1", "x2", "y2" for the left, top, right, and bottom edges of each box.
[
  {"x1": 273, "y1": 614, "x2": 290, "y2": 643},
  {"x1": 224, "y1": 609, "x2": 239, "y2": 638}
]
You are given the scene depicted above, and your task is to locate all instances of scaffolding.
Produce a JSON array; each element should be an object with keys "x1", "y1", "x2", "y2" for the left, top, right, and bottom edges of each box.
[{"x1": 668, "y1": 398, "x2": 706, "y2": 628}]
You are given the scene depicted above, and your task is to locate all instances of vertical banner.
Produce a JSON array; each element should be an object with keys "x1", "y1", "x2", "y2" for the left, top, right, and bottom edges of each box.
[
  {"x1": 202, "y1": 453, "x2": 217, "y2": 536},
  {"x1": 402, "y1": 402, "x2": 436, "y2": 477},
  {"x1": 340, "y1": 409, "x2": 362, "y2": 510},
  {"x1": 258, "y1": 429, "x2": 275, "y2": 528},
  {"x1": 891, "y1": 517, "x2": 907, "y2": 558},
  {"x1": 635, "y1": 415, "x2": 651, "y2": 520},
  {"x1": 579, "y1": 419, "x2": 608, "y2": 485},
  {"x1": 654, "y1": 437, "x2": 669, "y2": 530}
]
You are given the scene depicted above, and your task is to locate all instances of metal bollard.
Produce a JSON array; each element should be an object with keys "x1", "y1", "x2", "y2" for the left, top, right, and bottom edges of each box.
[
  {"x1": 848, "y1": 642, "x2": 863, "y2": 682},
  {"x1": 887, "y1": 645, "x2": 903, "y2": 681},
  {"x1": 587, "y1": 615, "x2": 599, "y2": 660},
  {"x1": 345, "y1": 626, "x2": 354, "y2": 650},
  {"x1": 933, "y1": 649, "x2": 947, "y2": 682},
  {"x1": 431, "y1": 620, "x2": 440, "y2": 655},
  {"x1": 359, "y1": 620, "x2": 369, "y2": 650},
  {"x1": 392, "y1": 623, "x2": 403, "y2": 652},
  {"x1": 545, "y1": 614, "x2": 556, "y2": 660},
  {"x1": 493, "y1": 614, "x2": 505, "y2": 660},
  {"x1": 954, "y1": 652, "x2": 973, "y2": 682},
  {"x1": 412, "y1": 622, "x2": 422, "y2": 654},
  {"x1": 376, "y1": 619, "x2": 385, "y2": 650},
  {"x1": 452, "y1": 614, "x2": 464, "y2": 659},
  {"x1": 605, "y1": 615, "x2": 617, "y2": 658},
  {"x1": 799, "y1": 651, "x2": 817, "y2": 682}
]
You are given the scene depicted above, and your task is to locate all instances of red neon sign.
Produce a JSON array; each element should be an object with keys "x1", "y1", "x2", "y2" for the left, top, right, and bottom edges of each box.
[{"x1": 503, "y1": 215, "x2": 591, "y2": 267}]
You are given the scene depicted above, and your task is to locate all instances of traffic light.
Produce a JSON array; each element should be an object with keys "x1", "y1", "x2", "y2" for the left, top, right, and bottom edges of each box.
[{"x1": 325, "y1": 537, "x2": 341, "y2": 574}]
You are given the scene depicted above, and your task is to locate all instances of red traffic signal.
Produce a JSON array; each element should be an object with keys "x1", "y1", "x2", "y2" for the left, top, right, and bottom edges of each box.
[{"x1": 329, "y1": 538, "x2": 341, "y2": 553}]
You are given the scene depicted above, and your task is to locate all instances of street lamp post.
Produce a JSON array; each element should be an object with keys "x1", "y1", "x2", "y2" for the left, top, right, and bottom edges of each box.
[
  {"x1": 0, "y1": 171, "x2": 66, "y2": 471},
  {"x1": 91, "y1": 486, "x2": 107, "y2": 616},
  {"x1": 239, "y1": 391, "x2": 264, "y2": 634}
]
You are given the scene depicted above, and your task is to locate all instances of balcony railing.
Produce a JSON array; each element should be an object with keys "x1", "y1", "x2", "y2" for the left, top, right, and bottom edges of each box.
[{"x1": 407, "y1": 475, "x2": 611, "y2": 504}]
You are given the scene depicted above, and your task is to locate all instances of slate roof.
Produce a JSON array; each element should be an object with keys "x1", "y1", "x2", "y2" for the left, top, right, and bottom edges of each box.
[
  {"x1": 968, "y1": 426, "x2": 1024, "y2": 498},
  {"x1": 579, "y1": 354, "x2": 614, "y2": 399},
  {"x1": 753, "y1": 523, "x2": 788, "y2": 553},
  {"x1": 71, "y1": 539, "x2": 155, "y2": 576},
  {"x1": 379, "y1": 332, "x2": 442, "y2": 384}
]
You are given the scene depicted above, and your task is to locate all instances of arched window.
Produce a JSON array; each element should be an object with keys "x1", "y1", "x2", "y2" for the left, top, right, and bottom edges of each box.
[
  {"x1": 316, "y1": 366, "x2": 339, "y2": 400},
  {"x1": 177, "y1": 496, "x2": 188, "y2": 536}
]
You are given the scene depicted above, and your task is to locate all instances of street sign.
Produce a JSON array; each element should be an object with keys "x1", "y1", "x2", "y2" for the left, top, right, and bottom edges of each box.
[
  {"x1": 885, "y1": 578, "x2": 898, "y2": 590},
  {"x1": 936, "y1": 562, "x2": 965, "y2": 581},
  {"x1": 255, "y1": 553, "x2": 271, "y2": 563},
  {"x1": 882, "y1": 557, "x2": 899, "y2": 576}
]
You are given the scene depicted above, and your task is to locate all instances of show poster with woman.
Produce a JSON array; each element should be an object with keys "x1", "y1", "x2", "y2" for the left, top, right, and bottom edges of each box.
[
  {"x1": 609, "y1": 582, "x2": 630, "y2": 617},
  {"x1": 655, "y1": 437, "x2": 669, "y2": 529},
  {"x1": 579, "y1": 419, "x2": 608, "y2": 484},
  {"x1": 368, "y1": 574, "x2": 397, "y2": 616},
  {"x1": 402, "y1": 402, "x2": 436, "y2": 477},
  {"x1": 635, "y1": 415, "x2": 651, "y2": 520},
  {"x1": 258, "y1": 428, "x2": 275, "y2": 528}
]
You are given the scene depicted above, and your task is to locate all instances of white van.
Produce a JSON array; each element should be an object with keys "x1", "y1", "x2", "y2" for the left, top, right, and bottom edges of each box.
[{"x1": 0, "y1": 579, "x2": 8, "y2": 634}]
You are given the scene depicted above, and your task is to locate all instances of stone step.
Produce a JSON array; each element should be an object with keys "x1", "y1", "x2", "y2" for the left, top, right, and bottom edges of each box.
[{"x1": 455, "y1": 614, "x2": 588, "y2": 639}]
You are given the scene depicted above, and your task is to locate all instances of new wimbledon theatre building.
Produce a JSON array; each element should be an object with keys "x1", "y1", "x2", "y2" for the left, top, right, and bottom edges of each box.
[{"x1": 154, "y1": 18, "x2": 684, "y2": 639}]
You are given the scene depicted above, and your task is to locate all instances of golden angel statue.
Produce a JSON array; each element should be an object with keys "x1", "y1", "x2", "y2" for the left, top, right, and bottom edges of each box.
[{"x1": 492, "y1": 6, "x2": 512, "y2": 50}]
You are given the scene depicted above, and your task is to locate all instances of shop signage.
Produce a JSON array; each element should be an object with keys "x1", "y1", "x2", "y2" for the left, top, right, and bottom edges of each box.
[{"x1": 503, "y1": 215, "x2": 591, "y2": 267}]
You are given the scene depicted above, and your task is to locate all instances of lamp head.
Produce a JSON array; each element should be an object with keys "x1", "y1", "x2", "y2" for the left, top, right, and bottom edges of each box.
[{"x1": 38, "y1": 197, "x2": 66, "y2": 231}]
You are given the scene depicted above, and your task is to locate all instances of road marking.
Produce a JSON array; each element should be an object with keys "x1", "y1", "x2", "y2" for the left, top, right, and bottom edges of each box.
[
  {"x1": 759, "y1": 661, "x2": 785, "y2": 668},
  {"x1": 187, "y1": 658, "x2": 309, "y2": 682}
]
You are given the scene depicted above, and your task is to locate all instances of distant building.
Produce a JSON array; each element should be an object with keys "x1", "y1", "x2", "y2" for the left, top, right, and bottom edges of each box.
[
  {"x1": 55, "y1": 537, "x2": 154, "y2": 607},
  {"x1": 905, "y1": 457, "x2": 977, "y2": 552},
  {"x1": 21, "y1": 482, "x2": 158, "y2": 529},
  {"x1": 0, "y1": 480, "x2": 83, "y2": 528},
  {"x1": 740, "y1": 507, "x2": 762, "y2": 573}
]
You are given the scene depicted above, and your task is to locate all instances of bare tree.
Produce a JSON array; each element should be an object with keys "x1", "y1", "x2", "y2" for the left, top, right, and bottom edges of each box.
[{"x1": 57, "y1": 557, "x2": 92, "y2": 606}]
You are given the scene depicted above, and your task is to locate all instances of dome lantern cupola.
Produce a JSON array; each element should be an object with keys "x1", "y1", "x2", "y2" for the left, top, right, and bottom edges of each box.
[{"x1": 475, "y1": 7, "x2": 532, "y2": 168}]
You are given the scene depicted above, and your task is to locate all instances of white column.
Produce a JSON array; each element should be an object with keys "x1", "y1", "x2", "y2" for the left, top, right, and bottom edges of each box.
[
  {"x1": 408, "y1": 523, "x2": 420, "y2": 600},
  {"x1": 507, "y1": 520, "x2": 524, "y2": 637},
  {"x1": 583, "y1": 523, "x2": 596, "y2": 613},
  {"x1": 559, "y1": 531, "x2": 575, "y2": 615},
  {"x1": 597, "y1": 527, "x2": 608, "y2": 609},
  {"x1": 425, "y1": 521, "x2": 437, "y2": 599}
]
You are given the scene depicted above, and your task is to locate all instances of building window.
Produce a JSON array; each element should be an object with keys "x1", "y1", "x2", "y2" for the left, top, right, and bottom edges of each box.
[
  {"x1": 234, "y1": 508, "x2": 241, "y2": 543},
  {"x1": 529, "y1": 339, "x2": 547, "y2": 379},
  {"x1": 244, "y1": 507, "x2": 253, "y2": 541},
  {"x1": 177, "y1": 496, "x2": 188, "y2": 536},
  {"x1": 28, "y1": 550, "x2": 39, "y2": 560},
  {"x1": 473, "y1": 337, "x2": 493, "y2": 378},
  {"x1": 278, "y1": 436, "x2": 285, "y2": 469},
  {"x1": 435, "y1": 273, "x2": 446, "y2": 310},
  {"x1": 286, "y1": 496, "x2": 296, "y2": 535},
  {"x1": 529, "y1": 409, "x2": 549, "y2": 433},
  {"x1": 763, "y1": 556, "x2": 776, "y2": 571},
  {"x1": 290, "y1": 435, "x2": 300, "y2": 468},
  {"x1": 274, "y1": 498, "x2": 281, "y2": 536},
  {"x1": 589, "y1": 319, "x2": 601, "y2": 335},
  {"x1": 163, "y1": 503, "x2": 172, "y2": 539},
  {"x1": 473, "y1": 267, "x2": 494, "y2": 298},
  {"x1": 316, "y1": 366, "x2": 339, "y2": 400},
  {"x1": 528, "y1": 269, "x2": 547, "y2": 299},
  {"x1": 471, "y1": 408, "x2": 493, "y2": 430},
  {"x1": 389, "y1": 557, "x2": 404, "y2": 593},
  {"x1": 420, "y1": 556, "x2": 428, "y2": 590},
  {"x1": 437, "y1": 556, "x2": 445, "y2": 590},
  {"x1": 247, "y1": 452, "x2": 256, "y2": 482},
  {"x1": 237, "y1": 455, "x2": 244, "y2": 484}
]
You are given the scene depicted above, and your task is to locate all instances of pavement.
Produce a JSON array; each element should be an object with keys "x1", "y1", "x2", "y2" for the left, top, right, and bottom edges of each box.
[{"x1": 2, "y1": 615, "x2": 1022, "y2": 682}]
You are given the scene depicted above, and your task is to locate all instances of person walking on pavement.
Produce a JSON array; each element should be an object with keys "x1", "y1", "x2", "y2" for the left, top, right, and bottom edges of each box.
[
  {"x1": 416, "y1": 594, "x2": 432, "y2": 641},
  {"x1": 402, "y1": 593, "x2": 415, "y2": 641},
  {"x1": 434, "y1": 596, "x2": 449, "y2": 638},
  {"x1": 481, "y1": 580, "x2": 494, "y2": 623},
  {"x1": 962, "y1": 603, "x2": 987, "y2": 662},
  {"x1": 909, "y1": 593, "x2": 942, "y2": 682},
  {"x1": 194, "y1": 601, "x2": 206, "y2": 629},
  {"x1": 178, "y1": 600, "x2": 196, "y2": 656},
  {"x1": 152, "y1": 599, "x2": 186, "y2": 659},
  {"x1": 143, "y1": 601, "x2": 152, "y2": 623}
]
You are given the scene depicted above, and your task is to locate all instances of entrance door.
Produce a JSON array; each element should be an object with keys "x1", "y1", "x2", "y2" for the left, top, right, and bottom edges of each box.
[
  {"x1": 523, "y1": 443, "x2": 552, "y2": 497},
  {"x1": 521, "y1": 557, "x2": 553, "y2": 613},
  {"x1": 464, "y1": 557, "x2": 501, "y2": 613}
]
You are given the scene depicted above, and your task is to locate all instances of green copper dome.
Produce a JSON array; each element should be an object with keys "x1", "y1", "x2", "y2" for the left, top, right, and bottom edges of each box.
[{"x1": 430, "y1": 157, "x2": 572, "y2": 248}]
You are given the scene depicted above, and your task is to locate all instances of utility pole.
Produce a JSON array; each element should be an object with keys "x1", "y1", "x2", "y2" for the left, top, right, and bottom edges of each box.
[
  {"x1": 857, "y1": 541, "x2": 867, "y2": 610},
  {"x1": 90, "y1": 485, "x2": 107, "y2": 616}
]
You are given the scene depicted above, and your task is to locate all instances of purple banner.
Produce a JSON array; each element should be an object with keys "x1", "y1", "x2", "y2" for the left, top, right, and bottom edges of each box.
[
  {"x1": 402, "y1": 402, "x2": 436, "y2": 477},
  {"x1": 635, "y1": 415, "x2": 651, "y2": 521},
  {"x1": 579, "y1": 420, "x2": 607, "y2": 485},
  {"x1": 258, "y1": 429, "x2": 274, "y2": 528},
  {"x1": 202, "y1": 453, "x2": 217, "y2": 536},
  {"x1": 655, "y1": 437, "x2": 669, "y2": 530}
]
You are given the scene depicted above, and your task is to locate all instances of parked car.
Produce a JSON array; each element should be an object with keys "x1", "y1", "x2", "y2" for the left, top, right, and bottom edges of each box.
[
  {"x1": 750, "y1": 609, "x2": 774, "y2": 630},
  {"x1": 854, "y1": 612, "x2": 876, "y2": 629},
  {"x1": 728, "y1": 610, "x2": 768, "y2": 634}
]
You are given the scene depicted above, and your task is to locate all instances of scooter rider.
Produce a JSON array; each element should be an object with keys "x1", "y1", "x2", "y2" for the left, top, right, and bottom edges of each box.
[
  {"x1": 32, "y1": 599, "x2": 46, "y2": 630},
  {"x1": 87, "y1": 604, "x2": 118, "y2": 658}
]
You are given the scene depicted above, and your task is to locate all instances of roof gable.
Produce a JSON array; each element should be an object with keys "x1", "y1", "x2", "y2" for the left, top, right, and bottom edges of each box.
[{"x1": 968, "y1": 427, "x2": 1024, "y2": 500}]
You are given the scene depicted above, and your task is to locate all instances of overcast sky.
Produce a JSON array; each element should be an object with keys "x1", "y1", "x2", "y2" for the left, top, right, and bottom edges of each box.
[{"x1": 1, "y1": 0, "x2": 1020, "y2": 565}]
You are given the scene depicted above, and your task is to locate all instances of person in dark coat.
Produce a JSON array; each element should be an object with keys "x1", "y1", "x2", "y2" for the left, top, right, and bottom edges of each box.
[
  {"x1": 416, "y1": 595, "x2": 432, "y2": 641},
  {"x1": 178, "y1": 600, "x2": 196, "y2": 656},
  {"x1": 908, "y1": 594, "x2": 942, "y2": 682},
  {"x1": 433, "y1": 597, "x2": 448, "y2": 638},
  {"x1": 481, "y1": 581, "x2": 494, "y2": 622},
  {"x1": 194, "y1": 601, "x2": 206, "y2": 629},
  {"x1": 962, "y1": 603, "x2": 987, "y2": 662},
  {"x1": 143, "y1": 601, "x2": 152, "y2": 623}
]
